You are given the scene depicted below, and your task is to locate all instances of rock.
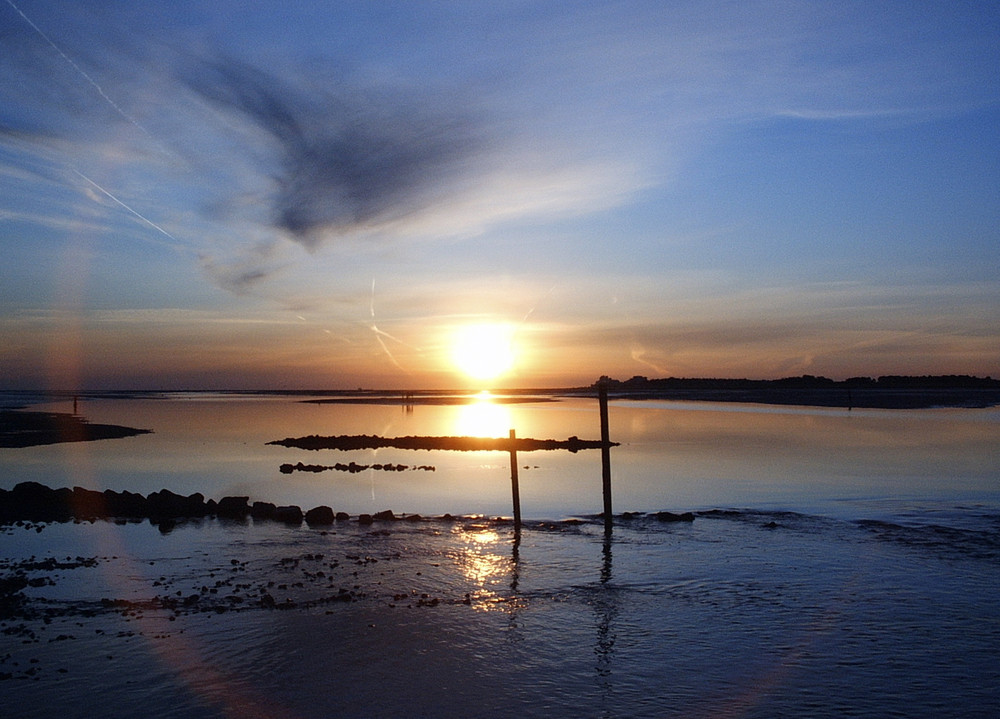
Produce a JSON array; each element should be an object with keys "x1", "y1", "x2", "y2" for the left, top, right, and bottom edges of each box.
[
  {"x1": 71, "y1": 486, "x2": 107, "y2": 518},
  {"x1": 216, "y1": 496, "x2": 250, "y2": 519},
  {"x1": 4, "y1": 482, "x2": 70, "y2": 522},
  {"x1": 654, "y1": 511, "x2": 695, "y2": 523},
  {"x1": 373, "y1": 510, "x2": 396, "y2": 522},
  {"x1": 147, "y1": 489, "x2": 207, "y2": 519},
  {"x1": 145, "y1": 488, "x2": 180, "y2": 518},
  {"x1": 186, "y1": 492, "x2": 208, "y2": 516},
  {"x1": 273, "y1": 505, "x2": 303, "y2": 524},
  {"x1": 104, "y1": 489, "x2": 147, "y2": 517},
  {"x1": 251, "y1": 502, "x2": 276, "y2": 520},
  {"x1": 305, "y1": 506, "x2": 335, "y2": 526},
  {"x1": 357, "y1": 513, "x2": 373, "y2": 525},
  {"x1": 335, "y1": 511, "x2": 351, "y2": 521}
]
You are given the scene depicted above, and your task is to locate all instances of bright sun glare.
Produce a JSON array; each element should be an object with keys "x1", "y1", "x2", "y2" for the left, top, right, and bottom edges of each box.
[{"x1": 451, "y1": 323, "x2": 516, "y2": 382}]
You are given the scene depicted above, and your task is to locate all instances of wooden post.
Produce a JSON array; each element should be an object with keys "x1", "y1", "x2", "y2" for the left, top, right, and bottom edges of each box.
[
  {"x1": 599, "y1": 384, "x2": 613, "y2": 534},
  {"x1": 509, "y1": 429, "x2": 522, "y2": 531}
]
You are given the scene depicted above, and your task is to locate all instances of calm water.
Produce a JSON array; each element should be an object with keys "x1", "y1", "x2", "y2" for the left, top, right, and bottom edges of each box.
[
  {"x1": 3, "y1": 392, "x2": 999, "y2": 520},
  {"x1": 2, "y1": 393, "x2": 999, "y2": 717}
]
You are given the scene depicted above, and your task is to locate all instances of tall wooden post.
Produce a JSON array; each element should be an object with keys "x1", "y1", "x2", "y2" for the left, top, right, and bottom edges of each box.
[
  {"x1": 599, "y1": 384, "x2": 613, "y2": 534},
  {"x1": 509, "y1": 429, "x2": 522, "y2": 531}
]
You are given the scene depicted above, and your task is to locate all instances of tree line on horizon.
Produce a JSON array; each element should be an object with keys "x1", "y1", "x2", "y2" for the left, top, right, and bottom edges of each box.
[{"x1": 593, "y1": 374, "x2": 1000, "y2": 391}]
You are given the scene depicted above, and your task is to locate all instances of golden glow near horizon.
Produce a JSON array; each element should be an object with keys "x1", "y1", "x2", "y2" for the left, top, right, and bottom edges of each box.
[{"x1": 450, "y1": 323, "x2": 516, "y2": 383}]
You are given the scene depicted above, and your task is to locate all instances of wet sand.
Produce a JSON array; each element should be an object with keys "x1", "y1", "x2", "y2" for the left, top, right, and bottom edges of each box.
[{"x1": 2, "y1": 509, "x2": 998, "y2": 719}]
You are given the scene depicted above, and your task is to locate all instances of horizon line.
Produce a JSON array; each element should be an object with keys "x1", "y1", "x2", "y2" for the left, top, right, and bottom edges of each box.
[{"x1": 2, "y1": 372, "x2": 998, "y2": 396}]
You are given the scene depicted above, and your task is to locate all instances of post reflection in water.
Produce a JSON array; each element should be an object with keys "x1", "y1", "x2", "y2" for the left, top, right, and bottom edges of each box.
[
  {"x1": 600, "y1": 533, "x2": 613, "y2": 587},
  {"x1": 595, "y1": 534, "x2": 617, "y2": 687},
  {"x1": 508, "y1": 530, "x2": 524, "y2": 641},
  {"x1": 510, "y1": 529, "x2": 521, "y2": 594}
]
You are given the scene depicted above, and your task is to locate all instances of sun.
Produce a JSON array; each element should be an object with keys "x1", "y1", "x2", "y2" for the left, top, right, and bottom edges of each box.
[{"x1": 451, "y1": 323, "x2": 516, "y2": 382}]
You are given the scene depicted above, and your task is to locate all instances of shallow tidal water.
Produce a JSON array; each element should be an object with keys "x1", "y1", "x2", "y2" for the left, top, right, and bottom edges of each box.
[{"x1": 2, "y1": 394, "x2": 999, "y2": 717}]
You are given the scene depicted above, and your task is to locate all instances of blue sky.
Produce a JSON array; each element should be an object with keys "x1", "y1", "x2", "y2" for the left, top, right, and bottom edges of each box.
[{"x1": 1, "y1": 0, "x2": 998, "y2": 389}]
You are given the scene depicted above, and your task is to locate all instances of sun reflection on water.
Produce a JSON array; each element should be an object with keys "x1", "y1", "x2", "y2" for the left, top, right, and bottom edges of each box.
[
  {"x1": 452, "y1": 392, "x2": 513, "y2": 438},
  {"x1": 452, "y1": 525, "x2": 512, "y2": 611}
]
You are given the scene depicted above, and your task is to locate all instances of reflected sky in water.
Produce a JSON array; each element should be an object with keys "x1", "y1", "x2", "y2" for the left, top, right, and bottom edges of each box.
[
  {"x1": 1, "y1": 393, "x2": 999, "y2": 718},
  {"x1": 1, "y1": 394, "x2": 997, "y2": 521}
]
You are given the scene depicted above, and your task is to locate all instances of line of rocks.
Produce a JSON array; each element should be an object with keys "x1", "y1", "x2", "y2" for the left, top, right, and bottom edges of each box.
[
  {"x1": 0, "y1": 481, "x2": 422, "y2": 530},
  {"x1": 279, "y1": 461, "x2": 436, "y2": 474},
  {"x1": 1, "y1": 482, "x2": 696, "y2": 532}
]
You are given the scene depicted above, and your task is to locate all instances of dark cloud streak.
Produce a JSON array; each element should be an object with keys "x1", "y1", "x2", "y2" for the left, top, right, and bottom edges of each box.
[{"x1": 182, "y1": 58, "x2": 487, "y2": 248}]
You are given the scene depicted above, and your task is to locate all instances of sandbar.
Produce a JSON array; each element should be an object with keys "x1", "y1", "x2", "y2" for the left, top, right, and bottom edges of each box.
[{"x1": 0, "y1": 410, "x2": 151, "y2": 448}]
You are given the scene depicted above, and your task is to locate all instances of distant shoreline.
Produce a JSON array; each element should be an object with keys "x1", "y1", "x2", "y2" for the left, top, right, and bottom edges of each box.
[
  {"x1": 597, "y1": 388, "x2": 1000, "y2": 410},
  {"x1": 301, "y1": 387, "x2": 1000, "y2": 409},
  {"x1": 588, "y1": 374, "x2": 1000, "y2": 409},
  {"x1": 2, "y1": 375, "x2": 999, "y2": 419}
]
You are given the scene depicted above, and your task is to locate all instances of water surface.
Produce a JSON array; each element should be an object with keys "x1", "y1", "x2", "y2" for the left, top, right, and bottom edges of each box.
[
  {"x1": 3, "y1": 393, "x2": 997, "y2": 521},
  {"x1": 1, "y1": 393, "x2": 998, "y2": 718}
]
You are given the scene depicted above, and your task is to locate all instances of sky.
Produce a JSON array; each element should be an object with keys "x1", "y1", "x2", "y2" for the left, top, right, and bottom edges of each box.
[{"x1": 1, "y1": 0, "x2": 998, "y2": 390}]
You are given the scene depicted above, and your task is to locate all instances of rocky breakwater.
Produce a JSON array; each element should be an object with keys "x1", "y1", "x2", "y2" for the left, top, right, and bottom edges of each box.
[
  {"x1": 0, "y1": 481, "x2": 348, "y2": 530},
  {"x1": 268, "y1": 433, "x2": 618, "y2": 453}
]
